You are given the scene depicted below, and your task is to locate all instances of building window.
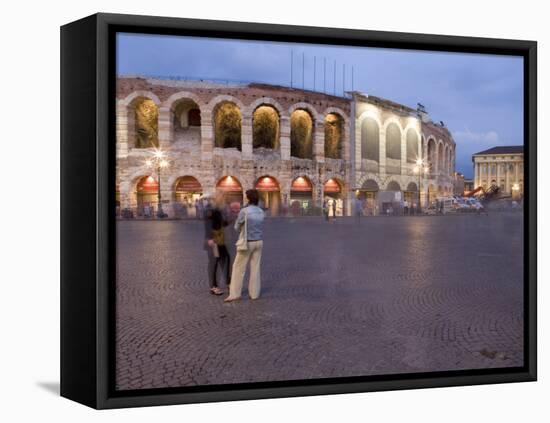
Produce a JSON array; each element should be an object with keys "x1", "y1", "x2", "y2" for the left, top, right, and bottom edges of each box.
[
  {"x1": 253, "y1": 105, "x2": 279, "y2": 150},
  {"x1": 134, "y1": 98, "x2": 159, "y2": 148},
  {"x1": 290, "y1": 109, "x2": 314, "y2": 159},
  {"x1": 324, "y1": 113, "x2": 343, "y2": 159},
  {"x1": 214, "y1": 102, "x2": 242, "y2": 150}
]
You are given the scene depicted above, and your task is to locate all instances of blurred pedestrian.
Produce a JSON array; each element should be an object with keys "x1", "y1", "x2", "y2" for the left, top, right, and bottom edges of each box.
[
  {"x1": 225, "y1": 189, "x2": 265, "y2": 302},
  {"x1": 204, "y1": 192, "x2": 231, "y2": 295}
]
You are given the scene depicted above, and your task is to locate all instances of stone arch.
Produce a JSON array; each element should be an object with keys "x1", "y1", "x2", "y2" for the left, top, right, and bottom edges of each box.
[
  {"x1": 248, "y1": 97, "x2": 286, "y2": 118},
  {"x1": 164, "y1": 93, "x2": 203, "y2": 146},
  {"x1": 385, "y1": 122, "x2": 402, "y2": 174},
  {"x1": 123, "y1": 93, "x2": 160, "y2": 149},
  {"x1": 406, "y1": 182, "x2": 418, "y2": 192},
  {"x1": 126, "y1": 174, "x2": 159, "y2": 214},
  {"x1": 290, "y1": 108, "x2": 314, "y2": 159},
  {"x1": 360, "y1": 116, "x2": 380, "y2": 171},
  {"x1": 324, "y1": 112, "x2": 344, "y2": 159},
  {"x1": 206, "y1": 94, "x2": 246, "y2": 113},
  {"x1": 167, "y1": 173, "x2": 205, "y2": 194},
  {"x1": 255, "y1": 175, "x2": 282, "y2": 215},
  {"x1": 213, "y1": 101, "x2": 242, "y2": 150},
  {"x1": 322, "y1": 107, "x2": 349, "y2": 124},
  {"x1": 252, "y1": 104, "x2": 280, "y2": 150},
  {"x1": 288, "y1": 102, "x2": 320, "y2": 122},
  {"x1": 361, "y1": 178, "x2": 380, "y2": 191},
  {"x1": 386, "y1": 180, "x2": 402, "y2": 191},
  {"x1": 216, "y1": 175, "x2": 244, "y2": 204},
  {"x1": 121, "y1": 90, "x2": 161, "y2": 107},
  {"x1": 163, "y1": 91, "x2": 204, "y2": 111}
]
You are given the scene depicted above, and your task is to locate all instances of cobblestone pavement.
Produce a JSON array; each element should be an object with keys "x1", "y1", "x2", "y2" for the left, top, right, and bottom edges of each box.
[{"x1": 116, "y1": 213, "x2": 524, "y2": 390}]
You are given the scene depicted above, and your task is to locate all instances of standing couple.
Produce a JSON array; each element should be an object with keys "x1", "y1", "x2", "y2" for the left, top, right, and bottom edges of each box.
[{"x1": 204, "y1": 189, "x2": 265, "y2": 301}]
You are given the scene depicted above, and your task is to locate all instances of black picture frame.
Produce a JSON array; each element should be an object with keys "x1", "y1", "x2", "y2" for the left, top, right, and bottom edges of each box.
[{"x1": 60, "y1": 12, "x2": 537, "y2": 409}]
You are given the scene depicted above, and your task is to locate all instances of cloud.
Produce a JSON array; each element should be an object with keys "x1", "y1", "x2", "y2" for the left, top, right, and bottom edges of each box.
[{"x1": 453, "y1": 128, "x2": 499, "y2": 144}]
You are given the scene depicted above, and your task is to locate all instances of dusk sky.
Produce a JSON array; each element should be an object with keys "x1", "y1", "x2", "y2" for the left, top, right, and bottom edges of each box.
[{"x1": 117, "y1": 33, "x2": 524, "y2": 179}]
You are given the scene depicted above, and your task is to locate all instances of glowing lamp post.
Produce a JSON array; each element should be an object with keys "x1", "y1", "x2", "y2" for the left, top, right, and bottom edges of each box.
[
  {"x1": 145, "y1": 149, "x2": 169, "y2": 218},
  {"x1": 413, "y1": 158, "x2": 430, "y2": 213}
]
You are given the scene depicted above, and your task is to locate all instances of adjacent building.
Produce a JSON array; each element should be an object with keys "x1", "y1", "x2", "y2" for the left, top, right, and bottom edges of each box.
[
  {"x1": 472, "y1": 146, "x2": 524, "y2": 199},
  {"x1": 116, "y1": 76, "x2": 456, "y2": 217}
]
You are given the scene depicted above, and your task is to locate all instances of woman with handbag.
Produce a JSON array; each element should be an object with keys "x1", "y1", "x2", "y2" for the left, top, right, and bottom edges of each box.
[
  {"x1": 224, "y1": 189, "x2": 265, "y2": 302},
  {"x1": 204, "y1": 192, "x2": 231, "y2": 295}
]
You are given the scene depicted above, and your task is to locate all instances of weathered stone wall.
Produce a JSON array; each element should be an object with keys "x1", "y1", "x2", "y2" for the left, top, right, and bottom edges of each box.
[{"x1": 116, "y1": 77, "x2": 352, "y2": 216}]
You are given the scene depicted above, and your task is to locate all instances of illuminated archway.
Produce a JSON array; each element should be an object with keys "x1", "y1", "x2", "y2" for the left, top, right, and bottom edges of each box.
[
  {"x1": 135, "y1": 175, "x2": 158, "y2": 216},
  {"x1": 174, "y1": 176, "x2": 203, "y2": 218},
  {"x1": 255, "y1": 175, "x2": 281, "y2": 216},
  {"x1": 361, "y1": 117, "x2": 379, "y2": 172},
  {"x1": 324, "y1": 113, "x2": 343, "y2": 159},
  {"x1": 253, "y1": 105, "x2": 279, "y2": 150},
  {"x1": 290, "y1": 110, "x2": 314, "y2": 159},
  {"x1": 216, "y1": 176, "x2": 243, "y2": 204},
  {"x1": 324, "y1": 178, "x2": 345, "y2": 216},
  {"x1": 132, "y1": 98, "x2": 159, "y2": 148},
  {"x1": 385, "y1": 123, "x2": 402, "y2": 174},
  {"x1": 290, "y1": 176, "x2": 314, "y2": 215},
  {"x1": 214, "y1": 102, "x2": 242, "y2": 150}
]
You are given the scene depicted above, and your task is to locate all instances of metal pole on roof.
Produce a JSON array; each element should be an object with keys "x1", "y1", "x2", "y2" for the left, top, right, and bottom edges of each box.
[
  {"x1": 290, "y1": 50, "x2": 293, "y2": 88},
  {"x1": 313, "y1": 56, "x2": 316, "y2": 91},
  {"x1": 302, "y1": 52, "x2": 305, "y2": 89},
  {"x1": 333, "y1": 60, "x2": 336, "y2": 95},
  {"x1": 323, "y1": 57, "x2": 326, "y2": 93},
  {"x1": 343, "y1": 64, "x2": 346, "y2": 95}
]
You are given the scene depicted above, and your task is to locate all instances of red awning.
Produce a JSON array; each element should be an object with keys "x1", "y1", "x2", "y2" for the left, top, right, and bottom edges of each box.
[
  {"x1": 256, "y1": 177, "x2": 279, "y2": 192},
  {"x1": 291, "y1": 177, "x2": 312, "y2": 192},
  {"x1": 324, "y1": 179, "x2": 341, "y2": 193},
  {"x1": 176, "y1": 176, "x2": 202, "y2": 192},
  {"x1": 217, "y1": 176, "x2": 242, "y2": 192},
  {"x1": 137, "y1": 176, "x2": 158, "y2": 192}
]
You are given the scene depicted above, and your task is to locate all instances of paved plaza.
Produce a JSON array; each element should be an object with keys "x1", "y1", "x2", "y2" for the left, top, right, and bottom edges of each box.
[{"x1": 115, "y1": 213, "x2": 524, "y2": 390}]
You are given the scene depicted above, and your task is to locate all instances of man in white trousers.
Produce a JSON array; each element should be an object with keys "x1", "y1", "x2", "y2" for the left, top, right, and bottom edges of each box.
[{"x1": 224, "y1": 189, "x2": 265, "y2": 302}]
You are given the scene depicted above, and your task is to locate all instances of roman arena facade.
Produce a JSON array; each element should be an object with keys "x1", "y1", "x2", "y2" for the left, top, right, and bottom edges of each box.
[{"x1": 116, "y1": 77, "x2": 455, "y2": 217}]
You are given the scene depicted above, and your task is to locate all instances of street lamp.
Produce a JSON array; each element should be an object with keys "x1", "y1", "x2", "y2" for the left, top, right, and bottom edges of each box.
[
  {"x1": 413, "y1": 158, "x2": 429, "y2": 214},
  {"x1": 145, "y1": 149, "x2": 169, "y2": 218}
]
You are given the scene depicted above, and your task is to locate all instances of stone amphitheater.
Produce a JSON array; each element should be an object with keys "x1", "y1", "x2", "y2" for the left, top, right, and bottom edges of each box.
[{"x1": 116, "y1": 76, "x2": 457, "y2": 217}]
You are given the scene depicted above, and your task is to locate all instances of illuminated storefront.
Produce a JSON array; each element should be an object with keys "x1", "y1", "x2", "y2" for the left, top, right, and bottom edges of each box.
[
  {"x1": 357, "y1": 179, "x2": 379, "y2": 216},
  {"x1": 290, "y1": 176, "x2": 314, "y2": 215},
  {"x1": 324, "y1": 179, "x2": 344, "y2": 216},
  {"x1": 216, "y1": 176, "x2": 243, "y2": 205},
  {"x1": 174, "y1": 176, "x2": 203, "y2": 218},
  {"x1": 255, "y1": 176, "x2": 281, "y2": 216},
  {"x1": 136, "y1": 176, "x2": 159, "y2": 216}
]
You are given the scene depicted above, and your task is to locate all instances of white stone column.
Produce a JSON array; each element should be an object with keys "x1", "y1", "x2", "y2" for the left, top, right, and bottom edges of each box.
[
  {"x1": 116, "y1": 101, "x2": 130, "y2": 157},
  {"x1": 505, "y1": 162, "x2": 510, "y2": 193},
  {"x1": 201, "y1": 110, "x2": 214, "y2": 162},
  {"x1": 379, "y1": 127, "x2": 387, "y2": 176},
  {"x1": 400, "y1": 130, "x2": 407, "y2": 175},
  {"x1": 354, "y1": 120, "x2": 362, "y2": 171},
  {"x1": 343, "y1": 121, "x2": 351, "y2": 162},
  {"x1": 314, "y1": 119, "x2": 325, "y2": 163},
  {"x1": 496, "y1": 161, "x2": 501, "y2": 188},
  {"x1": 158, "y1": 106, "x2": 172, "y2": 150},
  {"x1": 280, "y1": 116, "x2": 291, "y2": 161},
  {"x1": 241, "y1": 113, "x2": 253, "y2": 159}
]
